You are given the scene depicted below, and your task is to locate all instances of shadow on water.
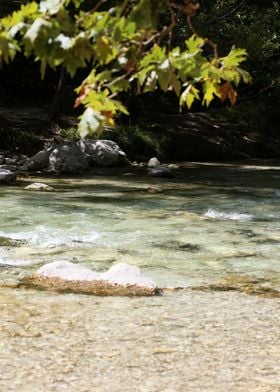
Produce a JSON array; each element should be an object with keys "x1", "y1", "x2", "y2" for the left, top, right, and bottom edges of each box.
[{"x1": 6, "y1": 163, "x2": 278, "y2": 212}]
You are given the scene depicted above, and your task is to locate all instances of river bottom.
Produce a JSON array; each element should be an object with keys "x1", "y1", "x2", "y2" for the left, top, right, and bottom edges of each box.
[{"x1": 1, "y1": 288, "x2": 280, "y2": 392}]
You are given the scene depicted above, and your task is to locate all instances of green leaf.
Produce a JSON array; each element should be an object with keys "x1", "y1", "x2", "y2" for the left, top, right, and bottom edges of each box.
[
  {"x1": 186, "y1": 35, "x2": 205, "y2": 54},
  {"x1": 0, "y1": 35, "x2": 19, "y2": 64},
  {"x1": 78, "y1": 107, "x2": 106, "y2": 138},
  {"x1": 93, "y1": 36, "x2": 118, "y2": 65},
  {"x1": 24, "y1": 18, "x2": 52, "y2": 44},
  {"x1": 222, "y1": 47, "x2": 248, "y2": 68},
  {"x1": 180, "y1": 84, "x2": 200, "y2": 110},
  {"x1": 236, "y1": 67, "x2": 252, "y2": 84},
  {"x1": 143, "y1": 70, "x2": 158, "y2": 92},
  {"x1": 139, "y1": 45, "x2": 166, "y2": 68},
  {"x1": 203, "y1": 80, "x2": 221, "y2": 106}
]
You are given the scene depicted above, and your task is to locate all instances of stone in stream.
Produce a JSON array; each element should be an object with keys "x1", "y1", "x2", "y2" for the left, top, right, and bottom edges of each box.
[
  {"x1": 0, "y1": 168, "x2": 17, "y2": 185},
  {"x1": 147, "y1": 157, "x2": 160, "y2": 168},
  {"x1": 24, "y1": 182, "x2": 55, "y2": 192},
  {"x1": 21, "y1": 261, "x2": 158, "y2": 296}
]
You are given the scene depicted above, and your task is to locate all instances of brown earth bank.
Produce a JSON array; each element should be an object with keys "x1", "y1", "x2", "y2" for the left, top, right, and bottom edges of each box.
[{"x1": 0, "y1": 106, "x2": 279, "y2": 162}]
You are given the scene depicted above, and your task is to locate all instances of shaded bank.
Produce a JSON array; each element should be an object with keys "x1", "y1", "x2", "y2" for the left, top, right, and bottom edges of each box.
[{"x1": 1, "y1": 107, "x2": 278, "y2": 162}]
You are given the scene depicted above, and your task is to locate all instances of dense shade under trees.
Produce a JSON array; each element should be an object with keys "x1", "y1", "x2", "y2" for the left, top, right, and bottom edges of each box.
[
  {"x1": 0, "y1": 0, "x2": 279, "y2": 152},
  {"x1": 0, "y1": 0, "x2": 251, "y2": 137}
]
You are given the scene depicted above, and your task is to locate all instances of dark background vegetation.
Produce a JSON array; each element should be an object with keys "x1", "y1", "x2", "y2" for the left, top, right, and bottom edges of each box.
[{"x1": 0, "y1": 0, "x2": 279, "y2": 160}]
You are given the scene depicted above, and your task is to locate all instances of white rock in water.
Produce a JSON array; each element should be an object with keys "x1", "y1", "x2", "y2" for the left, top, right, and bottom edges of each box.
[
  {"x1": 24, "y1": 182, "x2": 55, "y2": 192},
  {"x1": 147, "y1": 157, "x2": 160, "y2": 167},
  {"x1": 23, "y1": 261, "x2": 157, "y2": 296},
  {"x1": 36, "y1": 261, "x2": 99, "y2": 280},
  {"x1": 102, "y1": 263, "x2": 155, "y2": 287}
]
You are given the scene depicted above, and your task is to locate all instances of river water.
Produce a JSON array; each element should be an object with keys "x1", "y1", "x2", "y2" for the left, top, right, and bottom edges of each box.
[
  {"x1": 1, "y1": 161, "x2": 280, "y2": 290},
  {"x1": 1, "y1": 161, "x2": 280, "y2": 391}
]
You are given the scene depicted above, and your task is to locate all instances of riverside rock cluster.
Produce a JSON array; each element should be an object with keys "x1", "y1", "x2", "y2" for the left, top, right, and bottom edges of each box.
[
  {"x1": 0, "y1": 139, "x2": 128, "y2": 184},
  {"x1": 0, "y1": 140, "x2": 176, "y2": 186},
  {"x1": 0, "y1": 151, "x2": 27, "y2": 184},
  {"x1": 20, "y1": 139, "x2": 128, "y2": 173}
]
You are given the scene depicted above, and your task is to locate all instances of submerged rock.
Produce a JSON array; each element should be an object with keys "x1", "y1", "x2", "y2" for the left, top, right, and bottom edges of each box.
[
  {"x1": 0, "y1": 169, "x2": 17, "y2": 185},
  {"x1": 22, "y1": 261, "x2": 158, "y2": 296},
  {"x1": 24, "y1": 182, "x2": 55, "y2": 192},
  {"x1": 147, "y1": 186, "x2": 164, "y2": 194},
  {"x1": 148, "y1": 166, "x2": 174, "y2": 178},
  {"x1": 0, "y1": 236, "x2": 25, "y2": 247}
]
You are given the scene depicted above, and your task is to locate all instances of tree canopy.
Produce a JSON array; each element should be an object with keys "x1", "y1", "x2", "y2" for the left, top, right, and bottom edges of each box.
[{"x1": 0, "y1": 0, "x2": 251, "y2": 137}]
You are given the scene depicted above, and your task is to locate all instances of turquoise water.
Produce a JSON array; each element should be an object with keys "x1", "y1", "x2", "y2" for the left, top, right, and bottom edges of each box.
[{"x1": 1, "y1": 162, "x2": 280, "y2": 289}]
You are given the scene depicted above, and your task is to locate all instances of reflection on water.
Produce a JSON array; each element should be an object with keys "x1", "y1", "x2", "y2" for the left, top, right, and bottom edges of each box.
[{"x1": 0, "y1": 161, "x2": 280, "y2": 289}]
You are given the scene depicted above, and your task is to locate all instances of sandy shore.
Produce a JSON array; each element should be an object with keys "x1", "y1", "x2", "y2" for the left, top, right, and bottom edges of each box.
[{"x1": 1, "y1": 289, "x2": 280, "y2": 391}]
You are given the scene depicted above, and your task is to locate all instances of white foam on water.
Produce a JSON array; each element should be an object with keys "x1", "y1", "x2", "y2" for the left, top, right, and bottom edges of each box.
[
  {"x1": 0, "y1": 225, "x2": 101, "y2": 248},
  {"x1": 204, "y1": 209, "x2": 253, "y2": 222}
]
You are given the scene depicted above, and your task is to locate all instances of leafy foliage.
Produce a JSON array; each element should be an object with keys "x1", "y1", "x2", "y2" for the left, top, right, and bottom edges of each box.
[{"x1": 0, "y1": 0, "x2": 251, "y2": 137}]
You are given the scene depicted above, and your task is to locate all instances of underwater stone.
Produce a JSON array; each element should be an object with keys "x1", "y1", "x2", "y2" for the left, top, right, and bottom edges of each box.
[
  {"x1": 22, "y1": 261, "x2": 158, "y2": 296},
  {"x1": 0, "y1": 236, "x2": 26, "y2": 247},
  {"x1": 148, "y1": 166, "x2": 174, "y2": 178},
  {"x1": 147, "y1": 186, "x2": 164, "y2": 194}
]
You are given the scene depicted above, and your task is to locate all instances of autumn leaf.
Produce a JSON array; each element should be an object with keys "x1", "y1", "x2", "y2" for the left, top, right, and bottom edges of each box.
[{"x1": 220, "y1": 82, "x2": 237, "y2": 105}]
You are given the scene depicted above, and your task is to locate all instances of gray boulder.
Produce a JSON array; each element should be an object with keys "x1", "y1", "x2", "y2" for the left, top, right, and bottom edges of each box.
[
  {"x1": 0, "y1": 169, "x2": 17, "y2": 185},
  {"x1": 78, "y1": 139, "x2": 127, "y2": 167},
  {"x1": 20, "y1": 149, "x2": 51, "y2": 171},
  {"x1": 49, "y1": 142, "x2": 88, "y2": 173},
  {"x1": 21, "y1": 261, "x2": 158, "y2": 296}
]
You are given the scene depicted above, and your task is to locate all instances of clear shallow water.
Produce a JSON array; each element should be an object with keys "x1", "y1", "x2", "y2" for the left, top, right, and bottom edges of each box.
[{"x1": 0, "y1": 161, "x2": 280, "y2": 289}]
